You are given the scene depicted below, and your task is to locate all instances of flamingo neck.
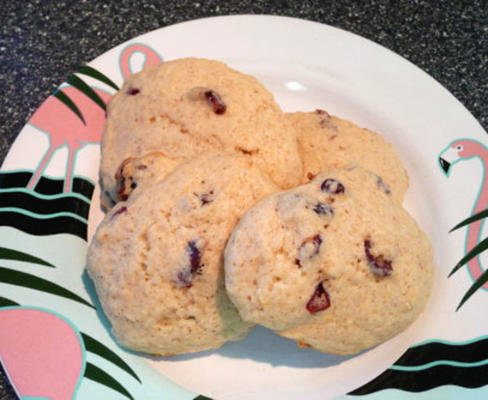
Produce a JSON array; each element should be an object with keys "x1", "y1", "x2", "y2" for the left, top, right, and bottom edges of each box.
[
  {"x1": 472, "y1": 150, "x2": 488, "y2": 214},
  {"x1": 466, "y1": 148, "x2": 488, "y2": 284}
]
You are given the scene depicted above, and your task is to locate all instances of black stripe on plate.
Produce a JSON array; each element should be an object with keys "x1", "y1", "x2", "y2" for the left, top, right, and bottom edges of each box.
[
  {"x1": 0, "y1": 172, "x2": 95, "y2": 199},
  {"x1": 72, "y1": 177, "x2": 95, "y2": 199},
  {"x1": 36, "y1": 176, "x2": 95, "y2": 199},
  {"x1": 0, "y1": 192, "x2": 89, "y2": 218},
  {"x1": 394, "y1": 339, "x2": 488, "y2": 367},
  {"x1": 0, "y1": 297, "x2": 19, "y2": 307},
  {"x1": 349, "y1": 363, "x2": 488, "y2": 395},
  {"x1": 0, "y1": 171, "x2": 31, "y2": 188},
  {"x1": 0, "y1": 211, "x2": 87, "y2": 240}
]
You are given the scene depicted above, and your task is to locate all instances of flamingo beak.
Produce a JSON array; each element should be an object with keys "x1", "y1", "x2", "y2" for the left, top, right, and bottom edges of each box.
[
  {"x1": 438, "y1": 146, "x2": 460, "y2": 177},
  {"x1": 439, "y1": 157, "x2": 451, "y2": 174}
]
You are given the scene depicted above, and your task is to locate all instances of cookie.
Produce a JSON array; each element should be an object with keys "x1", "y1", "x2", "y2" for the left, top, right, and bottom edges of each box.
[
  {"x1": 287, "y1": 110, "x2": 408, "y2": 202},
  {"x1": 224, "y1": 167, "x2": 433, "y2": 354},
  {"x1": 101, "y1": 58, "x2": 302, "y2": 203},
  {"x1": 87, "y1": 153, "x2": 278, "y2": 356}
]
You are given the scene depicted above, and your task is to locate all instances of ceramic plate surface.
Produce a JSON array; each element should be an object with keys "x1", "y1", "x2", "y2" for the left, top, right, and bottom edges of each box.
[{"x1": 1, "y1": 15, "x2": 488, "y2": 400}]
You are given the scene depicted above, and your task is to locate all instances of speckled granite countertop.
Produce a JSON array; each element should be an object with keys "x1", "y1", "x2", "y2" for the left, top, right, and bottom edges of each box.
[
  {"x1": 1, "y1": 0, "x2": 487, "y2": 164},
  {"x1": 0, "y1": 0, "x2": 486, "y2": 398}
]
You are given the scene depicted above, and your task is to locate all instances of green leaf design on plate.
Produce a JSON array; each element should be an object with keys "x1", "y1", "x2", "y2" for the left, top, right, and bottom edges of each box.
[
  {"x1": 0, "y1": 267, "x2": 94, "y2": 308},
  {"x1": 0, "y1": 297, "x2": 19, "y2": 307},
  {"x1": 81, "y1": 333, "x2": 141, "y2": 383},
  {"x1": 84, "y1": 362, "x2": 134, "y2": 400},
  {"x1": 66, "y1": 74, "x2": 107, "y2": 111},
  {"x1": 457, "y1": 268, "x2": 488, "y2": 311},
  {"x1": 77, "y1": 65, "x2": 119, "y2": 90},
  {"x1": 449, "y1": 236, "x2": 488, "y2": 277},
  {"x1": 0, "y1": 247, "x2": 54, "y2": 267},
  {"x1": 450, "y1": 209, "x2": 488, "y2": 233},
  {"x1": 54, "y1": 90, "x2": 86, "y2": 125}
]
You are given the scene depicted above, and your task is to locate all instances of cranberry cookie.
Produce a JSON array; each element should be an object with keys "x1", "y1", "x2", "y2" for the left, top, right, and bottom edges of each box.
[
  {"x1": 87, "y1": 153, "x2": 278, "y2": 356},
  {"x1": 224, "y1": 167, "x2": 433, "y2": 354},
  {"x1": 101, "y1": 58, "x2": 302, "y2": 204}
]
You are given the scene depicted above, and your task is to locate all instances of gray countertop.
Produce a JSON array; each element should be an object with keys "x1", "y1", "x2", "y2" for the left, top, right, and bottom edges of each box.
[
  {"x1": 1, "y1": 0, "x2": 487, "y2": 165},
  {"x1": 0, "y1": 0, "x2": 486, "y2": 398}
]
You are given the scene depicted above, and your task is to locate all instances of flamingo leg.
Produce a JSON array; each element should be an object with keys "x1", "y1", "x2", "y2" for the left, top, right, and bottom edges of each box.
[
  {"x1": 63, "y1": 145, "x2": 77, "y2": 193},
  {"x1": 26, "y1": 146, "x2": 56, "y2": 191}
]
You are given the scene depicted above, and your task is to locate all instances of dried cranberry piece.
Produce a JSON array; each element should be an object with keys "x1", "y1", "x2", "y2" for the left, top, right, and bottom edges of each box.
[
  {"x1": 204, "y1": 90, "x2": 226, "y2": 114},
  {"x1": 177, "y1": 240, "x2": 204, "y2": 287},
  {"x1": 313, "y1": 202, "x2": 334, "y2": 216},
  {"x1": 197, "y1": 190, "x2": 215, "y2": 206},
  {"x1": 188, "y1": 87, "x2": 227, "y2": 114},
  {"x1": 364, "y1": 239, "x2": 393, "y2": 277},
  {"x1": 115, "y1": 158, "x2": 144, "y2": 202},
  {"x1": 127, "y1": 87, "x2": 140, "y2": 95},
  {"x1": 376, "y1": 176, "x2": 391, "y2": 195},
  {"x1": 111, "y1": 206, "x2": 127, "y2": 220},
  {"x1": 116, "y1": 174, "x2": 129, "y2": 201},
  {"x1": 188, "y1": 241, "x2": 202, "y2": 275},
  {"x1": 115, "y1": 172, "x2": 135, "y2": 202},
  {"x1": 321, "y1": 179, "x2": 345, "y2": 194},
  {"x1": 316, "y1": 109, "x2": 330, "y2": 118},
  {"x1": 297, "y1": 234, "x2": 322, "y2": 266},
  {"x1": 316, "y1": 109, "x2": 332, "y2": 128},
  {"x1": 306, "y1": 282, "x2": 330, "y2": 314}
]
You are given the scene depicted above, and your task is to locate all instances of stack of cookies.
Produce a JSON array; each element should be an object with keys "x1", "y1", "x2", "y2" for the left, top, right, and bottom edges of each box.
[{"x1": 87, "y1": 58, "x2": 433, "y2": 357}]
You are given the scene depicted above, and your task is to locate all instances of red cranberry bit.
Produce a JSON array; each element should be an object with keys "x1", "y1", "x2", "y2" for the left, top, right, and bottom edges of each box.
[
  {"x1": 316, "y1": 109, "x2": 331, "y2": 128},
  {"x1": 313, "y1": 202, "x2": 334, "y2": 216},
  {"x1": 297, "y1": 234, "x2": 322, "y2": 266},
  {"x1": 126, "y1": 87, "x2": 140, "y2": 95},
  {"x1": 316, "y1": 109, "x2": 331, "y2": 118},
  {"x1": 364, "y1": 239, "x2": 393, "y2": 277},
  {"x1": 196, "y1": 190, "x2": 215, "y2": 206},
  {"x1": 111, "y1": 206, "x2": 127, "y2": 220},
  {"x1": 204, "y1": 90, "x2": 226, "y2": 114},
  {"x1": 376, "y1": 176, "x2": 391, "y2": 195},
  {"x1": 321, "y1": 179, "x2": 345, "y2": 194},
  {"x1": 116, "y1": 174, "x2": 128, "y2": 201},
  {"x1": 306, "y1": 282, "x2": 330, "y2": 314},
  {"x1": 177, "y1": 240, "x2": 204, "y2": 287},
  {"x1": 188, "y1": 240, "x2": 203, "y2": 275},
  {"x1": 115, "y1": 173, "x2": 136, "y2": 202},
  {"x1": 115, "y1": 158, "x2": 142, "y2": 202}
]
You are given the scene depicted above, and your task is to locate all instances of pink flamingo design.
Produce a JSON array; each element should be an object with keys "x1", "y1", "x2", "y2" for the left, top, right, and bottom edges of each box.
[
  {"x1": 27, "y1": 87, "x2": 111, "y2": 193},
  {"x1": 119, "y1": 43, "x2": 163, "y2": 78},
  {"x1": 439, "y1": 138, "x2": 488, "y2": 290},
  {"x1": 26, "y1": 43, "x2": 162, "y2": 193},
  {"x1": 0, "y1": 307, "x2": 85, "y2": 400}
]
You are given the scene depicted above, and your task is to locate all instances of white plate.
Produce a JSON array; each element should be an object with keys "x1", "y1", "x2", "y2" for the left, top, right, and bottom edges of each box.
[{"x1": 1, "y1": 15, "x2": 488, "y2": 400}]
